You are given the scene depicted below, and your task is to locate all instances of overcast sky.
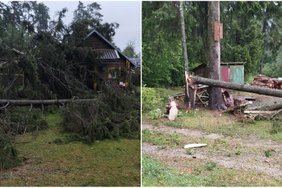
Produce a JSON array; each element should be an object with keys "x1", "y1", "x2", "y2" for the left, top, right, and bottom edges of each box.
[{"x1": 42, "y1": 1, "x2": 141, "y2": 53}]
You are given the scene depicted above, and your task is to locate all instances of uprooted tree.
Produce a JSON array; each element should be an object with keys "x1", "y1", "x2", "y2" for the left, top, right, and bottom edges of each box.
[{"x1": 0, "y1": 1, "x2": 140, "y2": 169}]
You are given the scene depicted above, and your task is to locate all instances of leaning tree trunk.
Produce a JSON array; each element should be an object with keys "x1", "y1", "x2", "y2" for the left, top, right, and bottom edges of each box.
[
  {"x1": 208, "y1": 1, "x2": 225, "y2": 110},
  {"x1": 179, "y1": 1, "x2": 191, "y2": 108}
]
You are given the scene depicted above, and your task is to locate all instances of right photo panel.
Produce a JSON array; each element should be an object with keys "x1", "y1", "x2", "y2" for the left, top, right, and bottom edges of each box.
[{"x1": 142, "y1": 1, "x2": 282, "y2": 186}]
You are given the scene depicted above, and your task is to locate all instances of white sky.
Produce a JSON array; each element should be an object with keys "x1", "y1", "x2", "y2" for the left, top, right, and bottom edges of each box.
[{"x1": 42, "y1": 1, "x2": 141, "y2": 53}]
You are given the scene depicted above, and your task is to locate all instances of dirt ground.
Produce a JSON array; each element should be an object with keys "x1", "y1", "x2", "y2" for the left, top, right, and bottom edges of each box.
[{"x1": 142, "y1": 123, "x2": 282, "y2": 180}]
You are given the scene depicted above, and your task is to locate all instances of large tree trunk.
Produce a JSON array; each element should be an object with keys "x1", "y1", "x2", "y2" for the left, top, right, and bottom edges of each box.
[
  {"x1": 208, "y1": 1, "x2": 225, "y2": 109},
  {"x1": 0, "y1": 98, "x2": 97, "y2": 106},
  {"x1": 179, "y1": 1, "x2": 191, "y2": 108},
  {"x1": 191, "y1": 76, "x2": 282, "y2": 98}
]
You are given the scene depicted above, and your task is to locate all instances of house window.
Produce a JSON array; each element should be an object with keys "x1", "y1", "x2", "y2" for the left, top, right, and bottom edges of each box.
[
  {"x1": 108, "y1": 71, "x2": 117, "y2": 79},
  {"x1": 108, "y1": 67, "x2": 119, "y2": 79}
]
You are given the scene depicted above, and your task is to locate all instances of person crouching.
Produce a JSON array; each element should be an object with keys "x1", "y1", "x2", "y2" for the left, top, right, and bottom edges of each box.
[{"x1": 167, "y1": 96, "x2": 178, "y2": 121}]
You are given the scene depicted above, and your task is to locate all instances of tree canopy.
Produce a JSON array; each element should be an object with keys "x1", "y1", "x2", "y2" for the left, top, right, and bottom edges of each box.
[{"x1": 0, "y1": 1, "x2": 120, "y2": 99}]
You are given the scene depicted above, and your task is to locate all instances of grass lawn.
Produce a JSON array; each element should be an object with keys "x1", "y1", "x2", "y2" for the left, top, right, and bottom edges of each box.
[
  {"x1": 143, "y1": 87, "x2": 282, "y2": 142},
  {"x1": 0, "y1": 112, "x2": 140, "y2": 186}
]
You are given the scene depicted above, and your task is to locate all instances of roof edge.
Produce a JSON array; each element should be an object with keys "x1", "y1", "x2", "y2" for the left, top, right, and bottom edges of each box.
[{"x1": 84, "y1": 29, "x2": 135, "y2": 67}]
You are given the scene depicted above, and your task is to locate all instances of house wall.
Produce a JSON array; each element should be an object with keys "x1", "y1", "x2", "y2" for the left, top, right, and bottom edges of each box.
[{"x1": 84, "y1": 32, "x2": 133, "y2": 89}]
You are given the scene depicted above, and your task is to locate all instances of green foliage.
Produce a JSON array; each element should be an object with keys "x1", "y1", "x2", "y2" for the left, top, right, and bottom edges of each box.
[
  {"x1": 142, "y1": 129, "x2": 182, "y2": 147},
  {"x1": 0, "y1": 107, "x2": 48, "y2": 170},
  {"x1": 143, "y1": 155, "x2": 211, "y2": 186},
  {"x1": 143, "y1": 2, "x2": 282, "y2": 86},
  {"x1": 0, "y1": 107, "x2": 48, "y2": 135},
  {"x1": 205, "y1": 162, "x2": 217, "y2": 171},
  {"x1": 122, "y1": 41, "x2": 138, "y2": 58},
  {"x1": 271, "y1": 121, "x2": 282, "y2": 134},
  {"x1": 142, "y1": 87, "x2": 162, "y2": 112},
  {"x1": 0, "y1": 1, "x2": 121, "y2": 100},
  {"x1": 0, "y1": 130, "x2": 20, "y2": 169},
  {"x1": 147, "y1": 108, "x2": 162, "y2": 119},
  {"x1": 62, "y1": 84, "x2": 140, "y2": 143},
  {"x1": 264, "y1": 149, "x2": 273, "y2": 158}
]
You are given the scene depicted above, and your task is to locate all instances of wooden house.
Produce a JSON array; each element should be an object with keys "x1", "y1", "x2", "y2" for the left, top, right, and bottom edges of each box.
[{"x1": 82, "y1": 29, "x2": 135, "y2": 90}]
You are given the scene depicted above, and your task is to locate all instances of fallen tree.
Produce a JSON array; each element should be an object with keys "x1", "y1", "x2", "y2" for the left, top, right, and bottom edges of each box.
[
  {"x1": 190, "y1": 76, "x2": 282, "y2": 98},
  {"x1": 0, "y1": 98, "x2": 97, "y2": 107}
]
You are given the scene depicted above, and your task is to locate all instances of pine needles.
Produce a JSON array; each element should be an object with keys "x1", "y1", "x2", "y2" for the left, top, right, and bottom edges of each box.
[{"x1": 62, "y1": 83, "x2": 140, "y2": 143}]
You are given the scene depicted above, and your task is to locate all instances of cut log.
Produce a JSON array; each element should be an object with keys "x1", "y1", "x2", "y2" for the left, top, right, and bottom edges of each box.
[
  {"x1": 0, "y1": 98, "x2": 97, "y2": 106},
  {"x1": 190, "y1": 76, "x2": 282, "y2": 98},
  {"x1": 246, "y1": 101, "x2": 282, "y2": 111}
]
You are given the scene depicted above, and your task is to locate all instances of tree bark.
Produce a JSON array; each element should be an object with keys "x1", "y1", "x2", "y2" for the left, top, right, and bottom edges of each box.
[
  {"x1": 208, "y1": 1, "x2": 225, "y2": 110},
  {"x1": 0, "y1": 98, "x2": 97, "y2": 106},
  {"x1": 179, "y1": 1, "x2": 190, "y2": 108},
  {"x1": 191, "y1": 76, "x2": 282, "y2": 98}
]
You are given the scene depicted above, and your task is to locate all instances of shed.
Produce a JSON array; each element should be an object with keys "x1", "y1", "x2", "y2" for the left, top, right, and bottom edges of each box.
[
  {"x1": 221, "y1": 62, "x2": 245, "y2": 84},
  {"x1": 192, "y1": 62, "x2": 245, "y2": 84}
]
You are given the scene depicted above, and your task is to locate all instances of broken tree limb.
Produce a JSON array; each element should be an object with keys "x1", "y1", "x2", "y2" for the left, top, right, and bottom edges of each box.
[
  {"x1": 0, "y1": 98, "x2": 97, "y2": 106},
  {"x1": 190, "y1": 76, "x2": 282, "y2": 98}
]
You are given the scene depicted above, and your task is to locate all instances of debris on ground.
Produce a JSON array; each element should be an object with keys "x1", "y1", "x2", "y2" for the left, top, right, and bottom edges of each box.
[
  {"x1": 251, "y1": 74, "x2": 282, "y2": 89},
  {"x1": 170, "y1": 85, "x2": 282, "y2": 121},
  {"x1": 184, "y1": 143, "x2": 207, "y2": 149}
]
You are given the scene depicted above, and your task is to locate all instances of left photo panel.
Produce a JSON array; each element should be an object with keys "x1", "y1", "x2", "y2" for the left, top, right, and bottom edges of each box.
[{"x1": 0, "y1": 1, "x2": 141, "y2": 186}]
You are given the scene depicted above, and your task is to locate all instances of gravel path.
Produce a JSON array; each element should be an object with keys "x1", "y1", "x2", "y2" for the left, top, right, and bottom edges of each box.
[{"x1": 143, "y1": 123, "x2": 282, "y2": 180}]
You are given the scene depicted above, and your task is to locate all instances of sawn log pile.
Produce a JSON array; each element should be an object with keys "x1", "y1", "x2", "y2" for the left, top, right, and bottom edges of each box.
[{"x1": 251, "y1": 74, "x2": 282, "y2": 89}]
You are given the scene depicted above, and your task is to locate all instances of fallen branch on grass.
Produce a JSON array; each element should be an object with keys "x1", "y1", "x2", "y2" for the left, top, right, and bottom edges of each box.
[{"x1": 0, "y1": 98, "x2": 97, "y2": 106}]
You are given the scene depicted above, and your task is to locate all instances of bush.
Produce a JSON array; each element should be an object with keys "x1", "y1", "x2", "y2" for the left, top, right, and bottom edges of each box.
[
  {"x1": 148, "y1": 108, "x2": 162, "y2": 119},
  {"x1": 271, "y1": 121, "x2": 282, "y2": 134},
  {"x1": 142, "y1": 87, "x2": 162, "y2": 112},
  {"x1": 0, "y1": 108, "x2": 48, "y2": 169},
  {"x1": 0, "y1": 107, "x2": 48, "y2": 135},
  {"x1": 0, "y1": 129, "x2": 20, "y2": 169},
  {"x1": 62, "y1": 84, "x2": 140, "y2": 143}
]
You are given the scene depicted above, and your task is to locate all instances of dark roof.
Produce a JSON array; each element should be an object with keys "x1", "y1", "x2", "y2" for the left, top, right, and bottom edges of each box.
[
  {"x1": 84, "y1": 29, "x2": 135, "y2": 67},
  {"x1": 95, "y1": 49, "x2": 120, "y2": 60}
]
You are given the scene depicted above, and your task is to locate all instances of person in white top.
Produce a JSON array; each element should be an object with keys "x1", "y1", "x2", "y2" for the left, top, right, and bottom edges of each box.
[{"x1": 168, "y1": 97, "x2": 178, "y2": 121}]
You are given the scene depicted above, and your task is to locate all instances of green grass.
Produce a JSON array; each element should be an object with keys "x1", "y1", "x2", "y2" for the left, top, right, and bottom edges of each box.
[
  {"x1": 142, "y1": 155, "x2": 211, "y2": 186},
  {"x1": 146, "y1": 109, "x2": 282, "y2": 142},
  {"x1": 0, "y1": 113, "x2": 140, "y2": 186},
  {"x1": 142, "y1": 129, "x2": 183, "y2": 147},
  {"x1": 142, "y1": 155, "x2": 282, "y2": 186},
  {"x1": 143, "y1": 87, "x2": 282, "y2": 142}
]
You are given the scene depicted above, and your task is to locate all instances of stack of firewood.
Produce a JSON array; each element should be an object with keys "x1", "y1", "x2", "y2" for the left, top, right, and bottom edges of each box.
[{"x1": 251, "y1": 74, "x2": 282, "y2": 89}]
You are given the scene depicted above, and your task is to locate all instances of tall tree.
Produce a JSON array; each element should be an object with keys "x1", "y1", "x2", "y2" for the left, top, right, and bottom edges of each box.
[
  {"x1": 122, "y1": 41, "x2": 138, "y2": 58},
  {"x1": 179, "y1": 1, "x2": 190, "y2": 108},
  {"x1": 208, "y1": 1, "x2": 225, "y2": 110}
]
